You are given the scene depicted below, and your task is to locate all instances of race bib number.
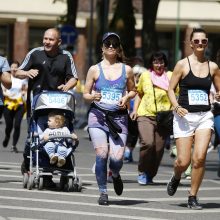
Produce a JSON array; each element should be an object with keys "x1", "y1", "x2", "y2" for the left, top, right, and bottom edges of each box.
[
  {"x1": 100, "y1": 90, "x2": 122, "y2": 105},
  {"x1": 188, "y1": 90, "x2": 208, "y2": 105},
  {"x1": 47, "y1": 93, "x2": 68, "y2": 106}
]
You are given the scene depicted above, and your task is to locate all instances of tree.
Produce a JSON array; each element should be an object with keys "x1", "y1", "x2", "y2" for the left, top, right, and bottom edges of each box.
[
  {"x1": 142, "y1": 0, "x2": 160, "y2": 67},
  {"x1": 53, "y1": 0, "x2": 78, "y2": 27},
  {"x1": 109, "y1": 0, "x2": 136, "y2": 58},
  {"x1": 95, "y1": 0, "x2": 110, "y2": 62}
]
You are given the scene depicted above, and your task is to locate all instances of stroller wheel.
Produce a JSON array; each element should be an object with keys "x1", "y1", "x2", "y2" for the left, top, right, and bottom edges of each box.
[
  {"x1": 38, "y1": 177, "x2": 44, "y2": 190},
  {"x1": 74, "y1": 177, "x2": 82, "y2": 192},
  {"x1": 27, "y1": 175, "x2": 34, "y2": 190},
  {"x1": 60, "y1": 175, "x2": 68, "y2": 191},
  {"x1": 63, "y1": 178, "x2": 74, "y2": 192},
  {"x1": 23, "y1": 173, "x2": 29, "y2": 188}
]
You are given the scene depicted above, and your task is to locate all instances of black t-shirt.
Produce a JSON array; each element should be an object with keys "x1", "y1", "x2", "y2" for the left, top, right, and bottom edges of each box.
[
  {"x1": 19, "y1": 47, "x2": 78, "y2": 115},
  {"x1": 178, "y1": 59, "x2": 212, "y2": 112}
]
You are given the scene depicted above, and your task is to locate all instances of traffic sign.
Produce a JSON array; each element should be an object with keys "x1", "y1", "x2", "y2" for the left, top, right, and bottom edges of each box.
[{"x1": 60, "y1": 25, "x2": 78, "y2": 45}]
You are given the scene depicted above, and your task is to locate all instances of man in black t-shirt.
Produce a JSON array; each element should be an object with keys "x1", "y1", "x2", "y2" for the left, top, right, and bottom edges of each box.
[
  {"x1": 15, "y1": 28, "x2": 78, "y2": 187},
  {"x1": 16, "y1": 28, "x2": 78, "y2": 117}
]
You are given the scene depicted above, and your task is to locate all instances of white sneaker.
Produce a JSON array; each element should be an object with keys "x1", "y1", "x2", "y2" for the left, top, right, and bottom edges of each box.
[{"x1": 57, "y1": 157, "x2": 66, "y2": 167}]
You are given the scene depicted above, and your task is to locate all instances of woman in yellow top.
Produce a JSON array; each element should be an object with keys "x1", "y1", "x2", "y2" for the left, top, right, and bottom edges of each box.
[
  {"x1": 2, "y1": 61, "x2": 27, "y2": 152},
  {"x1": 131, "y1": 51, "x2": 172, "y2": 185}
]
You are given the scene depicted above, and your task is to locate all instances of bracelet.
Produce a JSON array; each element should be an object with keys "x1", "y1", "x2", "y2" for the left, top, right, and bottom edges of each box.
[{"x1": 174, "y1": 105, "x2": 181, "y2": 112}]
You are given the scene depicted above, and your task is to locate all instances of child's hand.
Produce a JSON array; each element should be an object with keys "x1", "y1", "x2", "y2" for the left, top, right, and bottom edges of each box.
[
  {"x1": 43, "y1": 134, "x2": 49, "y2": 141},
  {"x1": 71, "y1": 133, "x2": 78, "y2": 140}
]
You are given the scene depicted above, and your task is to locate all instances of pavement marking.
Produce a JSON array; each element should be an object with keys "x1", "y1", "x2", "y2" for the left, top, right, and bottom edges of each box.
[
  {"x1": 0, "y1": 196, "x2": 220, "y2": 214},
  {"x1": 0, "y1": 205, "x2": 168, "y2": 220},
  {"x1": 0, "y1": 188, "x2": 220, "y2": 204}
]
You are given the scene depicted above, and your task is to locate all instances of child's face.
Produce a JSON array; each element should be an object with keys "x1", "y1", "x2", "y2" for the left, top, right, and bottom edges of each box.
[{"x1": 47, "y1": 116, "x2": 57, "y2": 129}]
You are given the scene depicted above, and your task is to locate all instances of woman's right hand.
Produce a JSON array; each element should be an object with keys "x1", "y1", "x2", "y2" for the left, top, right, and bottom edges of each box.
[
  {"x1": 175, "y1": 106, "x2": 188, "y2": 117},
  {"x1": 92, "y1": 92, "x2": 102, "y2": 101}
]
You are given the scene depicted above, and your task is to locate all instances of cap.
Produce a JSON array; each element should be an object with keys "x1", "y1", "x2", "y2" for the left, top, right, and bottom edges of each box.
[{"x1": 102, "y1": 32, "x2": 120, "y2": 42}]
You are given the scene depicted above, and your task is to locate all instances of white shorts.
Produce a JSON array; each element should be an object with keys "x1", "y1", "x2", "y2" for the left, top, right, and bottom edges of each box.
[{"x1": 173, "y1": 110, "x2": 214, "y2": 138}]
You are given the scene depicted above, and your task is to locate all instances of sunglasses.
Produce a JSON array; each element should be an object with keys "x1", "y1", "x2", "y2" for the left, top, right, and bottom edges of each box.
[
  {"x1": 192, "y1": 39, "x2": 208, "y2": 45},
  {"x1": 153, "y1": 60, "x2": 164, "y2": 65},
  {"x1": 103, "y1": 40, "x2": 120, "y2": 49}
]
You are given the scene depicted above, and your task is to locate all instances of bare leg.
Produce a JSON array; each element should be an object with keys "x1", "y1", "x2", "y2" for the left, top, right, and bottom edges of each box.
[
  {"x1": 190, "y1": 128, "x2": 212, "y2": 196},
  {"x1": 174, "y1": 136, "x2": 194, "y2": 179}
]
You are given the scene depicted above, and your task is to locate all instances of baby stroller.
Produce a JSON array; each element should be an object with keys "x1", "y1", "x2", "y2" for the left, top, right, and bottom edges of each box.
[{"x1": 22, "y1": 90, "x2": 82, "y2": 192}]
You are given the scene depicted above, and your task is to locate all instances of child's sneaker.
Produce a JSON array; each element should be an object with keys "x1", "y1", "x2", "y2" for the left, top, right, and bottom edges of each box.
[
  {"x1": 57, "y1": 157, "x2": 66, "y2": 167},
  {"x1": 50, "y1": 154, "x2": 58, "y2": 165}
]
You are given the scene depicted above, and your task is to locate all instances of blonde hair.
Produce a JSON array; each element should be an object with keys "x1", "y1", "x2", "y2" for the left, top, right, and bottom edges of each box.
[{"x1": 48, "y1": 111, "x2": 65, "y2": 128}]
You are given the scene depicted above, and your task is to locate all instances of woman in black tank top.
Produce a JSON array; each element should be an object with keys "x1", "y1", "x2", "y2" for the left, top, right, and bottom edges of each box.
[{"x1": 167, "y1": 28, "x2": 220, "y2": 210}]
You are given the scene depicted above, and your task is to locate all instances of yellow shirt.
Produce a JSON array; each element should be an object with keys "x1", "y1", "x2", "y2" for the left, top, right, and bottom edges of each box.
[{"x1": 137, "y1": 70, "x2": 173, "y2": 117}]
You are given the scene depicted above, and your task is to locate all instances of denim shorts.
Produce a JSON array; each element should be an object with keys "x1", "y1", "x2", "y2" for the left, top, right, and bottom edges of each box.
[{"x1": 173, "y1": 110, "x2": 214, "y2": 138}]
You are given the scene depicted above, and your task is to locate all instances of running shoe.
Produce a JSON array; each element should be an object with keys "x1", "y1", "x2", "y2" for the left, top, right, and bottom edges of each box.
[
  {"x1": 137, "y1": 173, "x2": 147, "y2": 185},
  {"x1": 11, "y1": 146, "x2": 18, "y2": 153},
  {"x1": 188, "y1": 196, "x2": 202, "y2": 210},
  {"x1": 124, "y1": 150, "x2": 133, "y2": 163},
  {"x1": 112, "y1": 174, "x2": 123, "y2": 196},
  {"x1": 167, "y1": 175, "x2": 180, "y2": 196},
  {"x1": 98, "y1": 193, "x2": 109, "y2": 205},
  {"x1": 3, "y1": 136, "x2": 9, "y2": 148}
]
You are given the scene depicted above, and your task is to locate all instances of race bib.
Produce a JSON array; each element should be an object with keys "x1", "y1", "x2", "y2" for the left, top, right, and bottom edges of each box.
[
  {"x1": 100, "y1": 90, "x2": 122, "y2": 105},
  {"x1": 188, "y1": 90, "x2": 208, "y2": 105}
]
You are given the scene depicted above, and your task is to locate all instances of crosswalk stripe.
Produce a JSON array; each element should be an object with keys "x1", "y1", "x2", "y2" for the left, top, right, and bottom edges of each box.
[{"x1": 0, "y1": 205, "x2": 168, "y2": 220}]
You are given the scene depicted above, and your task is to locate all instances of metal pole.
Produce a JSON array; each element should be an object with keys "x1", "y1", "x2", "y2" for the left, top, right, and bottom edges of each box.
[
  {"x1": 175, "y1": 0, "x2": 181, "y2": 63},
  {"x1": 88, "y1": 0, "x2": 94, "y2": 66}
]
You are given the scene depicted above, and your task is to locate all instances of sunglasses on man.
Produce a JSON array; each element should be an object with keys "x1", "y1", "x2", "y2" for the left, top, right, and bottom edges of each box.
[{"x1": 192, "y1": 39, "x2": 208, "y2": 45}]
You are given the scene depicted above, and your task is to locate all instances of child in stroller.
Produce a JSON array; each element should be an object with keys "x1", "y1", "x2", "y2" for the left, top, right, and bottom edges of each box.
[
  {"x1": 40, "y1": 111, "x2": 78, "y2": 168},
  {"x1": 23, "y1": 91, "x2": 82, "y2": 191}
]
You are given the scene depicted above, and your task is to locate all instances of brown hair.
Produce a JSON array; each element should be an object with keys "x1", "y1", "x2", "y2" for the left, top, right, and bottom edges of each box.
[
  {"x1": 48, "y1": 111, "x2": 65, "y2": 128},
  {"x1": 190, "y1": 28, "x2": 208, "y2": 41}
]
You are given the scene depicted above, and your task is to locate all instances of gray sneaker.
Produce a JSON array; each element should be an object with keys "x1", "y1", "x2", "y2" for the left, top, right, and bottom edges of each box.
[{"x1": 188, "y1": 196, "x2": 202, "y2": 210}]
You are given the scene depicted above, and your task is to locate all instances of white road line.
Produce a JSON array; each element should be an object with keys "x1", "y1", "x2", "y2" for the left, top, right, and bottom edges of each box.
[
  {"x1": 0, "y1": 205, "x2": 168, "y2": 220},
  {"x1": 0, "y1": 187, "x2": 220, "y2": 204},
  {"x1": 0, "y1": 196, "x2": 220, "y2": 214}
]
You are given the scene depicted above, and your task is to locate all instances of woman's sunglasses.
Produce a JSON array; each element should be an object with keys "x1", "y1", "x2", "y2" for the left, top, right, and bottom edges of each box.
[
  {"x1": 103, "y1": 40, "x2": 120, "y2": 49},
  {"x1": 192, "y1": 39, "x2": 208, "y2": 45}
]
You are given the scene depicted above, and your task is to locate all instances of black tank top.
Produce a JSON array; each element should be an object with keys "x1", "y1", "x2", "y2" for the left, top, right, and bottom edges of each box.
[{"x1": 178, "y1": 57, "x2": 212, "y2": 112}]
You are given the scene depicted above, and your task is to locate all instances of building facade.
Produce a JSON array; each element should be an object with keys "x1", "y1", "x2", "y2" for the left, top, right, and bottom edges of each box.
[{"x1": 0, "y1": 0, "x2": 219, "y2": 79}]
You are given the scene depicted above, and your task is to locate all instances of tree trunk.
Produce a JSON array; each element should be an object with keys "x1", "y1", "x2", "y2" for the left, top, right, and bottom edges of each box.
[
  {"x1": 66, "y1": 0, "x2": 78, "y2": 27},
  {"x1": 95, "y1": 0, "x2": 109, "y2": 62},
  {"x1": 142, "y1": 0, "x2": 160, "y2": 67},
  {"x1": 109, "y1": 0, "x2": 136, "y2": 58}
]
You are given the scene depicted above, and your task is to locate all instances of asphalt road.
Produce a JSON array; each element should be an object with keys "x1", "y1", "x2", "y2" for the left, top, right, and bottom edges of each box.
[{"x1": 0, "y1": 119, "x2": 220, "y2": 220}]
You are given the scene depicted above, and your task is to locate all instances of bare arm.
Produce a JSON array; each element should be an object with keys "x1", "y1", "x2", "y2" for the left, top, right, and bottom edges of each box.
[
  {"x1": 118, "y1": 65, "x2": 136, "y2": 107},
  {"x1": 83, "y1": 65, "x2": 101, "y2": 102},
  {"x1": 130, "y1": 94, "x2": 141, "y2": 120},
  {"x1": 212, "y1": 63, "x2": 220, "y2": 100},
  {"x1": 15, "y1": 69, "x2": 39, "y2": 79},
  {"x1": 168, "y1": 60, "x2": 188, "y2": 116},
  {"x1": 1, "y1": 72, "x2": 12, "y2": 89},
  {"x1": 57, "y1": 77, "x2": 78, "y2": 92}
]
